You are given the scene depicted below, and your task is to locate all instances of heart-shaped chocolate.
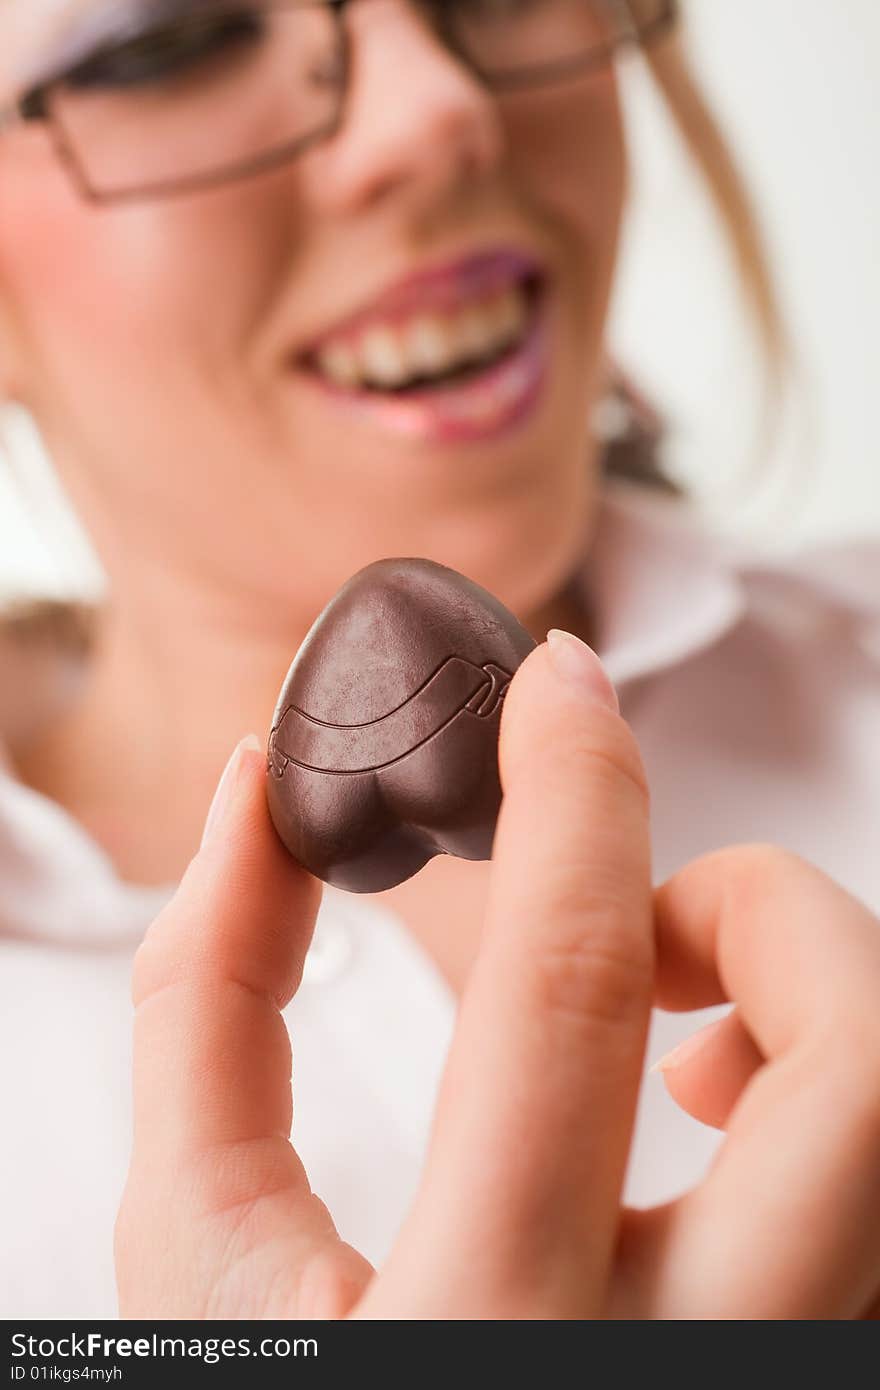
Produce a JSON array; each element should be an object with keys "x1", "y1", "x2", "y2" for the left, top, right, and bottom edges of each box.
[{"x1": 266, "y1": 557, "x2": 537, "y2": 893}]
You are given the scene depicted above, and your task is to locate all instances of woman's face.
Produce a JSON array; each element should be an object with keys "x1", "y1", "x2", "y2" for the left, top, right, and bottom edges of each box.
[{"x1": 0, "y1": 0, "x2": 627, "y2": 624}]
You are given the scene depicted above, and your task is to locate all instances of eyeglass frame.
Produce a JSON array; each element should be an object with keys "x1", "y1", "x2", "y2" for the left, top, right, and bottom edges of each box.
[{"x1": 0, "y1": 0, "x2": 679, "y2": 205}]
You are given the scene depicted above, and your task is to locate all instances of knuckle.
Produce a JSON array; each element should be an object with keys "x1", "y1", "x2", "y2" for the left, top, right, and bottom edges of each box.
[
  {"x1": 744, "y1": 841, "x2": 809, "y2": 875},
  {"x1": 714, "y1": 842, "x2": 811, "y2": 916},
  {"x1": 531, "y1": 905, "x2": 654, "y2": 1032},
  {"x1": 731, "y1": 841, "x2": 809, "y2": 885},
  {"x1": 527, "y1": 716, "x2": 651, "y2": 816},
  {"x1": 130, "y1": 915, "x2": 176, "y2": 1008},
  {"x1": 130, "y1": 905, "x2": 197, "y2": 1009},
  {"x1": 577, "y1": 732, "x2": 651, "y2": 815},
  {"x1": 130, "y1": 940, "x2": 156, "y2": 1007}
]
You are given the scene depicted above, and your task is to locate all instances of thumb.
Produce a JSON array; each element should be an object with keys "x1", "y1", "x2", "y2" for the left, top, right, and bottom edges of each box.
[{"x1": 119, "y1": 734, "x2": 371, "y2": 1318}]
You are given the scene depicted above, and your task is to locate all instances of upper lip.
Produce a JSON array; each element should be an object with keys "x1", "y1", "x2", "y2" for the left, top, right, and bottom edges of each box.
[{"x1": 300, "y1": 245, "x2": 548, "y2": 358}]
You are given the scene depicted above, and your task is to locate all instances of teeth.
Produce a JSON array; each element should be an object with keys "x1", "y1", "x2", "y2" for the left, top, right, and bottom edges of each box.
[
  {"x1": 359, "y1": 326, "x2": 408, "y2": 387},
  {"x1": 314, "y1": 282, "x2": 532, "y2": 391},
  {"x1": 406, "y1": 315, "x2": 457, "y2": 376},
  {"x1": 456, "y1": 304, "x2": 498, "y2": 360},
  {"x1": 494, "y1": 287, "x2": 526, "y2": 345},
  {"x1": 317, "y1": 340, "x2": 360, "y2": 387}
]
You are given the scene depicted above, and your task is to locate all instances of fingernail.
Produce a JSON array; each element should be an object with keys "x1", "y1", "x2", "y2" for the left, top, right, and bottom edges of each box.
[
  {"x1": 200, "y1": 733, "x2": 262, "y2": 850},
  {"x1": 545, "y1": 628, "x2": 619, "y2": 712},
  {"x1": 649, "y1": 1017, "x2": 727, "y2": 1074}
]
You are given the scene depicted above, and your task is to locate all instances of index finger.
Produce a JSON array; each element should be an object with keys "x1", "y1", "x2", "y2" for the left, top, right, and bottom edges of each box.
[{"x1": 413, "y1": 634, "x2": 654, "y2": 1310}]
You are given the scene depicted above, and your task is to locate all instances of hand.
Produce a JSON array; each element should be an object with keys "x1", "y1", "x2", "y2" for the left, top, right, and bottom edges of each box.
[
  {"x1": 646, "y1": 843, "x2": 880, "y2": 1319},
  {"x1": 115, "y1": 634, "x2": 880, "y2": 1318}
]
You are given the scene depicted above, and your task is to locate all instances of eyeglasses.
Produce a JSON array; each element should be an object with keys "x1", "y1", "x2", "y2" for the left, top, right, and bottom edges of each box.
[{"x1": 0, "y1": 0, "x2": 678, "y2": 205}]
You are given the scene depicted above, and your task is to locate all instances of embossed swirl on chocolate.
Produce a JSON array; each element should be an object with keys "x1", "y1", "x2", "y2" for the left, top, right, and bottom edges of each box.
[{"x1": 266, "y1": 557, "x2": 537, "y2": 893}]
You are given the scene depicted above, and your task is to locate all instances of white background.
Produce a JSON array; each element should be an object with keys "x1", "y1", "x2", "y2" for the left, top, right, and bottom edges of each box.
[
  {"x1": 611, "y1": 0, "x2": 880, "y2": 551},
  {"x1": 1, "y1": 0, "x2": 879, "y2": 602}
]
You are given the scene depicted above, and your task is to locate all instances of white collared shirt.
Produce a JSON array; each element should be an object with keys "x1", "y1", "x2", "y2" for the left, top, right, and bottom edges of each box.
[{"x1": 2, "y1": 481, "x2": 879, "y2": 1319}]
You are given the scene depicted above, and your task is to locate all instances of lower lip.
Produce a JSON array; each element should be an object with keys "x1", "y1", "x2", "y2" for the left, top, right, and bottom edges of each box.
[{"x1": 299, "y1": 291, "x2": 550, "y2": 445}]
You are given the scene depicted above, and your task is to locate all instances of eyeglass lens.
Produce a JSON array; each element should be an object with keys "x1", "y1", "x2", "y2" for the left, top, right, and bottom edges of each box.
[{"x1": 40, "y1": 0, "x2": 671, "y2": 198}]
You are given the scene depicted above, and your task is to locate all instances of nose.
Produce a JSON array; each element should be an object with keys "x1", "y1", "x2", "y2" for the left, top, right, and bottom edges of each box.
[{"x1": 306, "y1": 0, "x2": 506, "y2": 214}]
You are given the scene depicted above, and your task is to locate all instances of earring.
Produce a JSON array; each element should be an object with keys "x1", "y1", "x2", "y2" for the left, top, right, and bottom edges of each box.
[{"x1": 593, "y1": 360, "x2": 680, "y2": 496}]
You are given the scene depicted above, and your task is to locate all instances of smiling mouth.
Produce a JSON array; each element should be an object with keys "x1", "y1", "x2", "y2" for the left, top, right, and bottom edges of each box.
[{"x1": 300, "y1": 270, "x2": 545, "y2": 398}]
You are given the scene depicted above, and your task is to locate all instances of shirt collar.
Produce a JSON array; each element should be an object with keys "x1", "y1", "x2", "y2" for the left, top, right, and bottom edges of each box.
[
  {"x1": 587, "y1": 481, "x2": 880, "y2": 683},
  {"x1": 579, "y1": 481, "x2": 748, "y2": 688}
]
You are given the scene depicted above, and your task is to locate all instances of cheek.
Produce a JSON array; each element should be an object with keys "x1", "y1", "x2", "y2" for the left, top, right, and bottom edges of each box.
[
  {"x1": 0, "y1": 157, "x2": 298, "y2": 413},
  {"x1": 503, "y1": 72, "x2": 627, "y2": 263},
  {"x1": 1, "y1": 177, "x2": 163, "y2": 387}
]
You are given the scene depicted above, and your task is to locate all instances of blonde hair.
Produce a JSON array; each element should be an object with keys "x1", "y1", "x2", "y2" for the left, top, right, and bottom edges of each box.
[
  {"x1": 0, "y1": 11, "x2": 788, "y2": 650},
  {"x1": 646, "y1": 28, "x2": 788, "y2": 383}
]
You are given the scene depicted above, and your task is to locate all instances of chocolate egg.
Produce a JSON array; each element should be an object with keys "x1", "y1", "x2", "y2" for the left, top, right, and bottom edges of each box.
[{"x1": 266, "y1": 557, "x2": 537, "y2": 893}]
